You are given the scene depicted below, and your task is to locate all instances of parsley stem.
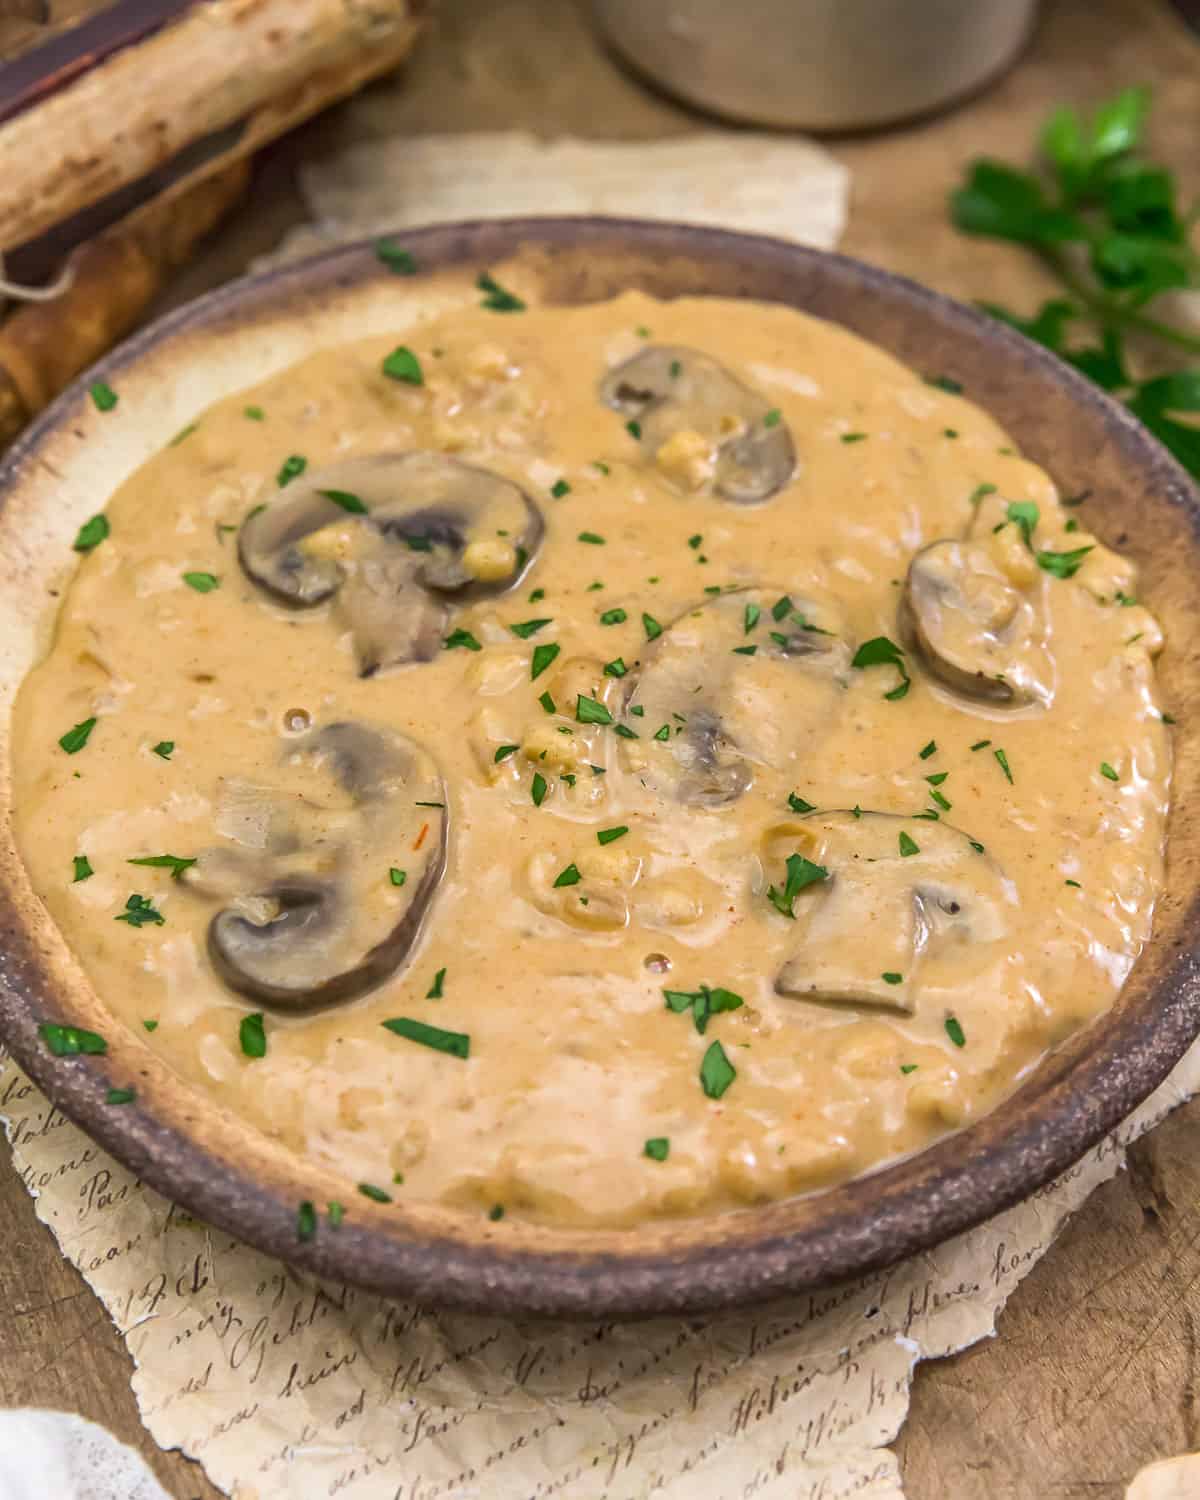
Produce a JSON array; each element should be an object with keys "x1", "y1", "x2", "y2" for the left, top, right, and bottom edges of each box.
[{"x1": 1035, "y1": 245, "x2": 1200, "y2": 358}]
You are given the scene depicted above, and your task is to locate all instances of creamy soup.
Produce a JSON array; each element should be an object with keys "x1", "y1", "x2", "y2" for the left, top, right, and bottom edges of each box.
[{"x1": 11, "y1": 288, "x2": 1171, "y2": 1229}]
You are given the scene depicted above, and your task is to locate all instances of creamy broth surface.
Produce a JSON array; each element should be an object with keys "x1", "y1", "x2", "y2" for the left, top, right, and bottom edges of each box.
[{"x1": 12, "y1": 290, "x2": 1172, "y2": 1228}]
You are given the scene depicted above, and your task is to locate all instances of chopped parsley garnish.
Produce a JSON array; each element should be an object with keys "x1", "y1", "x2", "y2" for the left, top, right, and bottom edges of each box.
[
  {"x1": 629, "y1": 705, "x2": 644, "y2": 717},
  {"x1": 969, "y1": 839, "x2": 986, "y2": 854},
  {"x1": 944, "y1": 428, "x2": 959, "y2": 439},
  {"x1": 600, "y1": 607, "x2": 627, "y2": 625},
  {"x1": 787, "y1": 792, "x2": 815, "y2": 814},
  {"x1": 489, "y1": 1204, "x2": 505, "y2": 1221},
  {"x1": 1100, "y1": 761, "x2": 1119, "y2": 781},
  {"x1": 239, "y1": 1012, "x2": 266, "y2": 1058},
  {"x1": 593, "y1": 461, "x2": 611, "y2": 476},
  {"x1": 767, "y1": 854, "x2": 829, "y2": 918},
  {"x1": 358, "y1": 1182, "x2": 392, "y2": 1203},
  {"x1": 926, "y1": 771, "x2": 949, "y2": 786},
  {"x1": 700, "y1": 1040, "x2": 736, "y2": 1100},
  {"x1": 318, "y1": 487, "x2": 367, "y2": 515},
  {"x1": 477, "y1": 271, "x2": 525, "y2": 312},
  {"x1": 426, "y1": 967, "x2": 446, "y2": 999},
  {"x1": 926, "y1": 374, "x2": 963, "y2": 393},
  {"x1": 551, "y1": 478, "x2": 571, "y2": 498},
  {"x1": 688, "y1": 534, "x2": 703, "y2": 550},
  {"x1": 1163, "y1": 712, "x2": 1177, "y2": 725},
  {"x1": 930, "y1": 789, "x2": 951, "y2": 812},
  {"x1": 375, "y1": 239, "x2": 417, "y2": 274},
  {"x1": 106, "y1": 1087, "x2": 136, "y2": 1105},
  {"x1": 841, "y1": 432, "x2": 867, "y2": 444},
  {"x1": 170, "y1": 423, "x2": 198, "y2": 447},
  {"x1": 994, "y1": 748, "x2": 1014, "y2": 784},
  {"x1": 944, "y1": 1016, "x2": 966, "y2": 1048},
  {"x1": 530, "y1": 642, "x2": 560, "y2": 679},
  {"x1": 764, "y1": 409, "x2": 783, "y2": 428},
  {"x1": 851, "y1": 636, "x2": 911, "y2": 700},
  {"x1": 587, "y1": 580, "x2": 605, "y2": 591},
  {"x1": 603, "y1": 658, "x2": 627, "y2": 678},
  {"x1": 1065, "y1": 878, "x2": 1082, "y2": 888},
  {"x1": 1007, "y1": 500, "x2": 1040, "y2": 546},
  {"x1": 328, "y1": 1201, "x2": 345, "y2": 1228},
  {"x1": 89, "y1": 380, "x2": 118, "y2": 412},
  {"x1": 898, "y1": 832, "x2": 920, "y2": 857},
  {"x1": 625, "y1": 419, "x2": 643, "y2": 440},
  {"x1": 389, "y1": 867, "x2": 408, "y2": 888},
  {"x1": 415, "y1": 800, "x2": 446, "y2": 808},
  {"x1": 444, "y1": 628, "x2": 482, "y2": 651},
  {"x1": 653, "y1": 724, "x2": 670, "y2": 741},
  {"x1": 644, "y1": 1138, "x2": 670, "y2": 1161},
  {"x1": 115, "y1": 893, "x2": 164, "y2": 927},
  {"x1": 553, "y1": 863, "x2": 582, "y2": 888},
  {"x1": 72, "y1": 855, "x2": 93, "y2": 882},
  {"x1": 297, "y1": 1202, "x2": 317, "y2": 1241},
  {"x1": 900, "y1": 1063, "x2": 919, "y2": 1075},
  {"x1": 642, "y1": 613, "x2": 663, "y2": 640},
  {"x1": 744, "y1": 603, "x2": 760, "y2": 634},
  {"x1": 275, "y1": 454, "x2": 307, "y2": 488},
  {"x1": 59, "y1": 717, "x2": 97, "y2": 754},
  {"x1": 669, "y1": 360, "x2": 682, "y2": 377},
  {"x1": 39, "y1": 1022, "x2": 106, "y2": 1056},
  {"x1": 968, "y1": 482, "x2": 997, "y2": 505},
  {"x1": 919, "y1": 740, "x2": 937, "y2": 760},
  {"x1": 614, "y1": 723, "x2": 638, "y2": 739},
  {"x1": 243, "y1": 405, "x2": 265, "y2": 421},
  {"x1": 1037, "y1": 544, "x2": 1094, "y2": 579},
  {"x1": 382, "y1": 1016, "x2": 470, "y2": 1058},
  {"x1": 151, "y1": 740, "x2": 174, "y2": 759},
  {"x1": 382, "y1": 346, "x2": 424, "y2": 384},
  {"x1": 771, "y1": 595, "x2": 792, "y2": 622},
  {"x1": 882, "y1": 972, "x2": 903, "y2": 985},
  {"x1": 529, "y1": 587, "x2": 546, "y2": 602},
  {"x1": 732, "y1": 645, "x2": 757, "y2": 657},
  {"x1": 73, "y1": 515, "x2": 109, "y2": 552},
  {"x1": 970, "y1": 738, "x2": 992, "y2": 751},
  {"x1": 182, "y1": 571, "x2": 219, "y2": 593},
  {"x1": 142, "y1": 1019, "x2": 158, "y2": 1032},
  {"x1": 494, "y1": 744, "x2": 519, "y2": 763},
  {"x1": 665, "y1": 983, "x2": 744, "y2": 1035},
  {"x1": 597, "y1": 826, "x2": 628, "y2": 845},
  {"x1": 509, "y1": 618, "x2": 551, "y2": 639},
  {"x1": 531, "y1": 772, "x2": 548, "y2": 806},
  {"x1": 578, "y1": 531, "x2": 605, "y2": 545},
  {"x1": 128, "y1": 853, "x2": 196, "y2": 880},
  {"x1": 538, "y1": 690, "x2": 556, "y2": 714},
  {"x1": 576, "y1": 695, "x2": 613, "y2": 726}
]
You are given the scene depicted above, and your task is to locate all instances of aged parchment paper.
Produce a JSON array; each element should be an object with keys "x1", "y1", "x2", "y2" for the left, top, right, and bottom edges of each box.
[{"x1": 5, "y1": 1042, "x2": 1200, "y2": 1500}]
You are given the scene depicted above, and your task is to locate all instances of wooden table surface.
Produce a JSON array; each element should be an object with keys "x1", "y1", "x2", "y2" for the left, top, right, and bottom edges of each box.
[{"x1": 3, "y1": 2, "x2": 1200, "y2": 1496}]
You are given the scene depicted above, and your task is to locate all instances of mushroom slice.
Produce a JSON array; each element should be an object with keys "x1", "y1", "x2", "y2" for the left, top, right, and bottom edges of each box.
[
  {"x1": 196, "y1": 722, "x2": 447, "y2": 1011},
  {"x1": 901, "y1": 540, "x2": 1053, "y2": 707},
  {"x1": 625, "y1": 588, "x2": 851, "y2": 806},
  {"x1": 599, "y1": 345, "x2": 795, "y2": 502},
  {"x1": 773, "y1": 812, "x2": 1015, "y2": 1015},
  {"x1": 238, "y1": 452, "x2": 543, "y2": 675}
]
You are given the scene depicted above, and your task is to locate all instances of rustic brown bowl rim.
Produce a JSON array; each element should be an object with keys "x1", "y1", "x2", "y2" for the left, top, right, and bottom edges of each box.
[{"x1": 2, "y1": 216, "x2": 1198, "y2": 1319}]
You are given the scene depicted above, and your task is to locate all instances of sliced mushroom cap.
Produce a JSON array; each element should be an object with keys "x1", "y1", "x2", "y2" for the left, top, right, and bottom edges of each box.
[
  {"x1": 625, "y1": 588, "x2": 852, "y2": 806},
  {"x1": 772, "y1": 812, "x2": 1015, "y2": 1014},
  {"x1": 186, "y1": 722, "x2": 447, "y2": 1011},
  {"x1": 900, "y1": 540, "x2": 1053, "y2": 707},
  {"x1": 599, "y1": 345, "x2": 795, "y2": 503},
  {"x1": 238, "y1": 452, "x2": 543, "y2": 675}
]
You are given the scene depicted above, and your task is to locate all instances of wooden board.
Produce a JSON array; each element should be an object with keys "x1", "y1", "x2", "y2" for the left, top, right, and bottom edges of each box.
[{"x1": 3, "y1": 1, "x2": 1200, "y2": 1495}]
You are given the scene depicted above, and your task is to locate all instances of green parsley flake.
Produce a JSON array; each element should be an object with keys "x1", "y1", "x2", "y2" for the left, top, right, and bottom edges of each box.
[
  {"x1": 142, "y1": 1019, "x2": 158, "y2": 1032},
  {"x1": 89, "y1": 381, "x2": 118, "y2": 412},
  {"x1": 968, "y1": 483, "x2": 997, "y2": 506},
  {"x1": 182, "y1": 571, "x2": 219, "y2": 593},
  {"x1": 767, "y1": 853, "x2": 829, "y2": 918},
  {"x1": 688, "y1": 534, "x2": 703, "y2": 550},
  {"x1": 1065, "y1": 878, "x2": 1082, "y2": 888},
  {"x1": 359, "y1": 1182, "x2": 392, "y2": 1204},
  {"x1": 327, "y1": 1201, "x2": 345, "y2": 1228},
  {"x1": 944, "y1": 428, "x2": 959, "y2": 439},
  {"x1": 444, "y1": 628, "x2": 482, "y2": 651},
  {"x1": 151, "y1": 740, "x2": 175, "y2": 761},
  {"x1": 919, "y1": 740, "x2": 937, "y2": 760},
  {"x1": 653, "y1": 724, "x2": 670, "y2": 741},
  {"x1": 597, "y1": 826, "x2": 628, "y2": 845},
  {"x1": 841, "y1": 432, "x2": 867, "y2": 444},
  {"x1": 318, "y1": 488, "x2": 368, "y2": 515},
  {"x1": 426, "y1": 967, "x2": 446, "y2": 999},
  {"x1": 576, "y1": 695, "x2": 613, "y2": 726},
  {"x1": 898, "y1": 832, "x2": 920, "y2": 857},
  {"x1": 944, "y1": 1016, "x2": 966, "y2": 1048},
  {"x1": 106, "y1": 1087, "x2": 136, "y2": 1105},
  {"x1": 900, "y1": 1063, "x2": 919, "y2": 1075},
  {"x1": 243, "y1": 405, "x2": 265, "y2": 421},
  {"x1": 700, "y1": 1040, "x2": 736, "y2": 1100},
  {"x1": 115, "y1": 893, "x2": 164, "y2": 927},
  {"x1": 382, "y1": 346, "x2": 424, "y2": 384},
  {"x1": 851, "y1": 636, "x2": 911, "y2": 700},
  {"x1": 1100, "y1": 761, "x2": 1119, "y2": 781},
  {"x1": 538, "y1": 690, "x2": 556, "y2": 714},
  {"x1": 771, "y1": 595, "x2": 792, "y2": 622},
  {"x1": 882, "y1": 972, "x2": 903, "y2": 985},
  {"x1": 382, "y1": 1016, "x2": 470, "y2": 1058},
  {"x1": 72, "y1": 855, "x2": 94, "y2": 882},
  {"x1": 375, "y1": 239, "x2": 417, "y2": 274},
  {"x1": 626, "y1": 419, "x2": 642, "y2": 440},
  {"x1": 614, "y1": 723, "x2": 638, "y2": 739},
  {"x1": 603, "y1": 658, "x2": 627, "y2": 678},
  {"x1": 389, "y1": 867, "x2": 407, "y2": 886},
  {"x1": 477, "y1": 272, "x2": 525, "y2": 312},
  {"x1": 128, "y1": 853, "x2": 196, "y2": 880},
  {"x1": 73, "y1": 515, "x2": 109, "y2": 552},
  {"x1": 494, "y1": 744, "x2": 519, "y2": 763},
  {"x1": 643, "y1": 613, "x2": 663, "y2": 640},
  {"x1": 732, "y1": 645, "x2": 757, "y2": 657},
  {"x1": 787, "y1": 792, "x2": 815, "y2": 814},
  {"x1": 239, "y1": 1012, "x2": 267, "y2": 1059},
  {"x1": 509, "y1": 618, "x2": 551, "y2": 639},
  {"x1": 276, "y1": 454, "x2": 307, "y2": 488},
  {"x1": 297, "y1": 1202, "x2": 317, "y2": 1241},
  {"x1": 1007, "y1": 500, "x2": 1040, "y2": 546},
  {"x1": 578, "y1": 531, "x2": 605, "y2": 545},
  {"x1": 994, "y1": 748, "x2": 1014, "y2": 784},
  {"x1": 926, "y1": 772, "x2": 949, "y2": 786},
  {"x1": 551, "y1": 479, "x2": 571, "y2": 498},
  {"x1": 531, "y1": 772, "x2": 548, "y2": 806},
  {"x1": 599, "y1": 607, "x2": 627, "y2": 625},
  {"x1": 553, "y1": 863, "x2": 582, "y2": 888},
  {"x1": 1037, "y1": 545, "x2": 1094, "y2": 579},
  {"x1": 764, "y1": 409, "x2": 782, "y2": 428},
  {"x1": 531, "y1": 642, "x2": 560, "y2": 679},
  {"x1": 970, "y1": 738, "x2": 992, "y2": 751},
  {"x1": 39, "y1": 1022, "x2": 107, "y2": 1056},
  {"x1": 930, "y1": 789, "x2": 952, "y2": 812},
  {"x1": 665, "y1": 984, "x2": 744, "y2": 1036},
  {"x1": 926, "y1": 374, "x2": 963, "y2": 393},
  {"x1": 744, "y1": 603, "x2": 760, "y2": 634},
  {"x1": 489, "y1": 1204, "x2": 505, "y2": 1221},
  {"x1": 644, "y1": 1138, "x2": 670, "y2": 1161},
  {"x1": 59, "y1": 717, "x2": 97, "y2": 754}
]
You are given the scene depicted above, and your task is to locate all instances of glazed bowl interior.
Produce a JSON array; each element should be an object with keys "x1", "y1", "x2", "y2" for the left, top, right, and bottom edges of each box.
[{"x1": 1, "y1": 217, "x2": 1198, "y2": 1319}]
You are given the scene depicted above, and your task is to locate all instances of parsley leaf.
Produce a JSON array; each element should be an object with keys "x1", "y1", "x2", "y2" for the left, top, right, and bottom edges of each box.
[
  {"x1": 375, "y1": 239, "x2": 417, "y2": 274},
  {"x1": 576, "y1": 695, "x2": 613, "y2": 725},
  {"x1": 766, "y1": 853, "x2": 829, "y2": 918},
  {"x1": 72, "y1": 855, "x2": 93, "y2": 882},
  {"x1": 644, "y1": 1138, "x2": 670, "y2": 1161},
  {"x1": 851, "y1": 636, "x2": 911, "y2": 700},
  {"x1": 73, "y1": 515, "x2": 109, "y2": 552},
  {"x1": 530, "y1": 642, "x2": 560, "y2": 679},
  {"x1": 553, "y1": 863, "x2": 582, "y2": 888},
  {"x1": 700, "y1": 1040, "x2": 736, "y2": 1100},
  {"x1": 39, "y1": 1023, "x2": 106, "y2": 1056},
  {"x1": 239, "y1": 1012, "x2": 267, "y2": 1058},
  {"x1": 382, "y1": 346, "x2": 424, "y2": 384},
  {"x1": 509, "y1": 618, "x2": 551, "y2": 639},
  {"x1": 128, "y1": 853, "x2": 196, "y2": 880},
  {"x1": 477, "y1": 272, "x2": 525, "y2": 312},
  {"x1": 182, "y1": 571, "x2": 219, "y2": 593},
  {"x1": 59, "y1": 717, "x2": 97, "y2": 754},
  {"x1": 382, "y1": 1016, "x2": 470, "y2": 1058},
  {"x1": 444, "y1": 628, "x2": 482, "y2": 651},
  {"x1": 115, "y1": 893, "x2": 164, "y2": 927}
]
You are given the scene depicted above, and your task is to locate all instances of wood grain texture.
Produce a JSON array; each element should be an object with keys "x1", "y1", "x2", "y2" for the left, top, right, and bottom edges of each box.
[{"x1": 2, "y1": 0, "x2": 1199, "y2": 1494}]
